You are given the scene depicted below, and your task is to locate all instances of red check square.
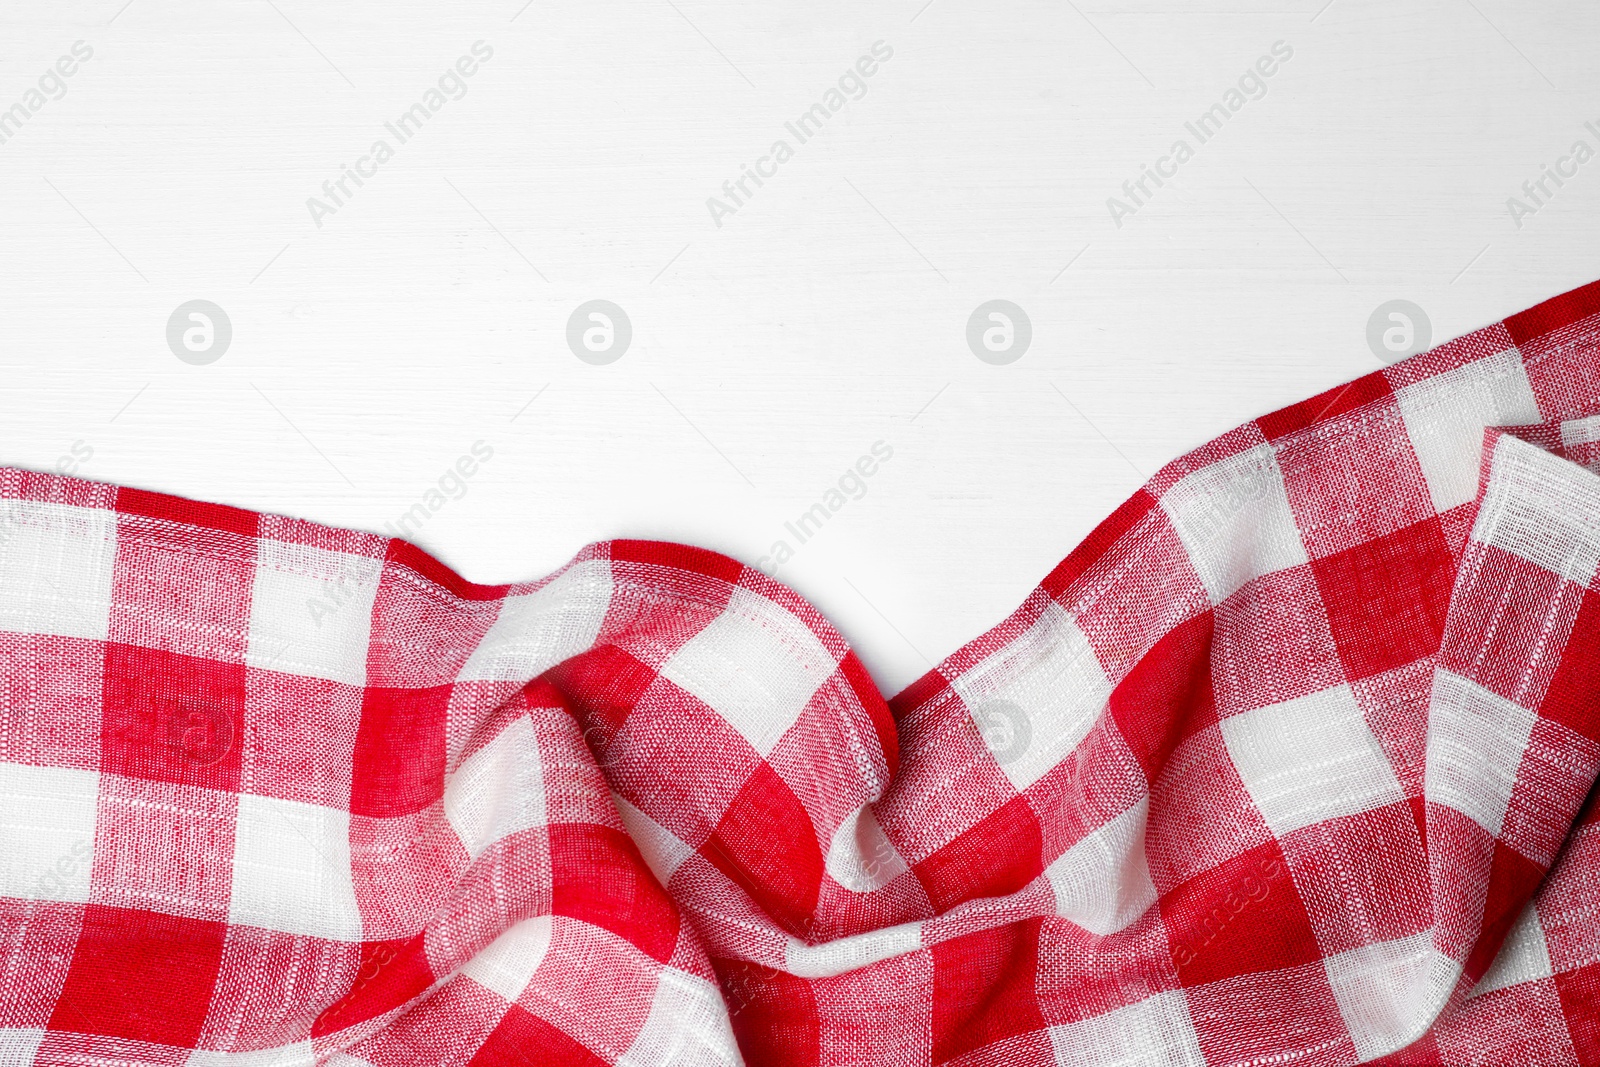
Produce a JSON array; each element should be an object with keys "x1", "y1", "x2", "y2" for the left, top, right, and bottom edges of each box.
[
  {"x1": 350, "y1": 684, "x2": 452, "y2": 817},
  {"x1": 1311, "y1": 517, "x2": 1454, "y2": 683},
  {"x1": 100, "y1": 644, "x2": 245, "y2": 792},
  {"x1": 48, "y1": 905, "x2": 227, "y2": 1048},
  {"x1": 1161, "y1": 841, "x2": 1318, "y2": 986}
]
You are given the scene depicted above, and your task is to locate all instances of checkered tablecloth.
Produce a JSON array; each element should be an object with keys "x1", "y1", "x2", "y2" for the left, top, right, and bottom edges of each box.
[{"x1": 8, "y1": 282, "x2": 1600, "y2": 1066}]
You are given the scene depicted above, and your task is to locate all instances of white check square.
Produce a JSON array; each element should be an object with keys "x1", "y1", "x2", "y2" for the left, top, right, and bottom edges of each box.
[
  {"x1": 617, "y1": 968, "x2": 744, "y2": 1067},
  {"x1": 1162, "y1": 444, "x2": 1307, "y2": 604},
  {"x1": 1472, "y1": 902, "x2": 1552, "y2": 998},
  {"x1": 1475, "y1": 435, "x2": 1600, "y2": 585},
  {"x1": 0, "y1": 1030, "x2": 45, "y2": 1067},
  {"x1": 228, "y1": 792, "x2": 362, "y2": 942},
  {"x1": 458, "y1": 561, "x2": 614, "y2": 682},
  {"x1": 186, "y1": 1044, "x2": 316, "y2": 1067},
  {"x1": 1220, "y1": 684, "x2": 1404, "y2": 837},
  {"x1": 615, "y1": 794, "x2": 695, "y2": 886},
  {"x1": 0, "y1": 500, "x2": 115, "y2": 641},
  {"x1": 1426, "y1": 670, "x2": 1537, "y2": 838},
  {"x1": 1048, "y1": 990, "x2": 1205, "y2": 1067},
  {"x1": 953, "y1": 601, "x2": 1112, "y2": 792},
  {"x1": 444, "y1": 715, "x2": 547, "y2": 859},
  {"x1": 461, "y1": 914, "x2": 553, "y2": 1003},
  {"x1": 1045, "y1": 798, "x2": 1156, "y2": 936},
  {"x1": 659, "y1": 587, "x2": 834, "y2": 756},
  {"x1": 1324, "y1": 933, "x2": 1459, "y2": 1062},
  {"x1": 247, "y1": 540, "x2": 382, "y2": 685},
  {"x1": 0, "y1": 761, "x2": 97, "y2": 903},
  {"x1": 1395, "y1": 348, "x2": 1541, "y2": 514}
]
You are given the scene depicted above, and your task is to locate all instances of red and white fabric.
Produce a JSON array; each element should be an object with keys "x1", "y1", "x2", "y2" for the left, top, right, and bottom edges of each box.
[{"x1": 9, "y1": 281, "x2": 1600, "y2": 1065}]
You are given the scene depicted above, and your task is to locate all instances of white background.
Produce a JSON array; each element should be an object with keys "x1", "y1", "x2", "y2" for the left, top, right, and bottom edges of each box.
[{"x1": 1, "y1": 1, "x2": 1596, "y2": 694}]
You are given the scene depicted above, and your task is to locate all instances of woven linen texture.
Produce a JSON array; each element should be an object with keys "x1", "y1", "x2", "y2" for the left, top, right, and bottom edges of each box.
[{"x1": 9, "y1": 281, "x2": 1600, "y2": 1066}]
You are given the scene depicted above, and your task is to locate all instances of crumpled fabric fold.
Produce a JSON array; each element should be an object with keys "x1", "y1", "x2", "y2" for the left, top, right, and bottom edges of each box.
[{"x1": 7, "y1": 281, "x2": 1600, "y2": 1066}]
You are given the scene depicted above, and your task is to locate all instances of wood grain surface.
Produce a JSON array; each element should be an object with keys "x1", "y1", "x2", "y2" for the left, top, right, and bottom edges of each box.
[{"x1": 1, "y1": 0, "x2": 1595, "y2": 691}]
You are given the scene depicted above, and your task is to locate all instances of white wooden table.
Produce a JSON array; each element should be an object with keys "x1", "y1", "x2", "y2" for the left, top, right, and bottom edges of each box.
[{"x1": 2, "y1": 0, "x2": 1594, "y2": 692}]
